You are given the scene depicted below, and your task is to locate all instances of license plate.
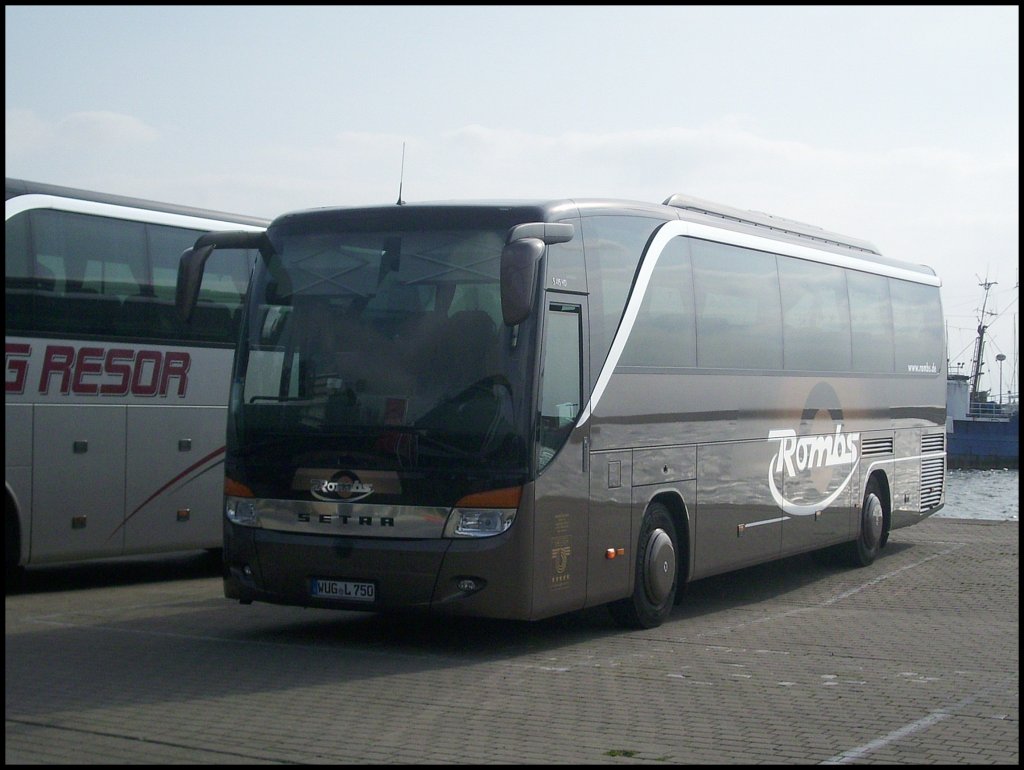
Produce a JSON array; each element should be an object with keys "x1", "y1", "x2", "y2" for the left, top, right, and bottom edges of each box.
[{"x1": 311, "y1": 578, "x2": 376, "y2": 603}]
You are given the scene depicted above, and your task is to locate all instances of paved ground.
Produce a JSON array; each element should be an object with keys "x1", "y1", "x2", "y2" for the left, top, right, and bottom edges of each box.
[{"x1": 5, "y1": 518, "x2": 1019, "y2": 765}]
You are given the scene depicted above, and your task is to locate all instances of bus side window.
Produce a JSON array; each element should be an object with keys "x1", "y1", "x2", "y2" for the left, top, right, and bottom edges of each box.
[
  {"x1": 692, "y1": 240, "x2": 782, "y2": 370},
  {"x1": 779, "y1": 257, "x2": 852, "y2": 371},
  {"x1": 5, "y1": 209, "x2": 57, "y2": 333},
  {"x1": 538, "y1": 302, "x2": 582, "y2": 471}
]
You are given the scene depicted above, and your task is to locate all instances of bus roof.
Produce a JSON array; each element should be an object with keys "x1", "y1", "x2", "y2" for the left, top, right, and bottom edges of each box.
[
  {"x1": 268, "y1": 194, "x2": 937, "y2": 280},
  {"x1": 5, "y1": 177, "x2": 269, "y2": 229}
]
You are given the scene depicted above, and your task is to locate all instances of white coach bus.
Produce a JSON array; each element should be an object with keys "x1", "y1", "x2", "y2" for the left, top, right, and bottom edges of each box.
[{"x1": 5, "y1": 178, "x2": 268, "y2": 576}]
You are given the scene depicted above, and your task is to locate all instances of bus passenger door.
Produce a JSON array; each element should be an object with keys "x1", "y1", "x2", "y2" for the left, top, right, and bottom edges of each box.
[{"x1": 531, "y1": 298, "x2": 590, "y2": 618}]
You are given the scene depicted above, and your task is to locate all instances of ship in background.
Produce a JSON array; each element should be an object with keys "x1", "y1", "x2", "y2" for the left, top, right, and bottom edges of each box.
[{"x1": 946, "y1": 279, "x2": 1019, "y2": 469}]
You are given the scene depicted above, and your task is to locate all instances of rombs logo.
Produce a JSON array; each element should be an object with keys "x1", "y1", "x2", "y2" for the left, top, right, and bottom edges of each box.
[
  {"x1": 765, "y1": 381, "x2": 861, "y2": 517},
  {"x1": 767, "y1": 425, "x2": 860, "y2": 516},
  {"x1": 310, "y1": 471, "x2": 374, "y2": 503}
]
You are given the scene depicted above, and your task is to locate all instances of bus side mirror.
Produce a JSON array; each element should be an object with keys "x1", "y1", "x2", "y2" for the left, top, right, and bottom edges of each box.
[
  {"x1": 500, "y1": 238, "x2": 545, "y2": 326},
  {"x1": 176, "y1": 245, "x2": 216, "y2": 323},
  {"x1": 176, "y1": 229, "x2": 265, "y2": 323}
]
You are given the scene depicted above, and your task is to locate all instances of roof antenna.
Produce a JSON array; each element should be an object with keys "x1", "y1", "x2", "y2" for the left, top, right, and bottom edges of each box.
[{"x1": 396, "y1": 142, "x2": 406, "y2": 205}]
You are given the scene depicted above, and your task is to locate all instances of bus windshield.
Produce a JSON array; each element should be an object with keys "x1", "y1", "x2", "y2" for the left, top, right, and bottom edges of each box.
[{"x1": 233, "y1": 222, "x2": 533, "y2": 492}]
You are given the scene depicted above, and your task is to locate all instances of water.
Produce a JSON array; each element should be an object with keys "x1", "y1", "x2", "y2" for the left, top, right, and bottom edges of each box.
[{"x1": 934, "y1": 468, "x2": 1019, "y2": 521}]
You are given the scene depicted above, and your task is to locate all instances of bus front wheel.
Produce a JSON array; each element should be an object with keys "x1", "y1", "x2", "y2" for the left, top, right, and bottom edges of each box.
[
  {"x1": 608, "y1": 502, "x2": 678, "y2": 629},
  {"x1": 840, "y1": 478, "x2": 886, "y2": 567}
]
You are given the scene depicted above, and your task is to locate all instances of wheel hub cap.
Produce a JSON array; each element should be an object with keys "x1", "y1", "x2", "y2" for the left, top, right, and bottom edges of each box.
[
  {"x1": 644, "y1": 528, "x2": 676, "y2": 603},
  {"x1": 865, "y1": 495, "x2": 884, "y2": 545}
]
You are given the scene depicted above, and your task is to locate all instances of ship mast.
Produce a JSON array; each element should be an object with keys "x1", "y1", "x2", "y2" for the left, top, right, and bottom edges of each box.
[{"x1": 969, "y1": 279, "x2": 998, "y2": 402}]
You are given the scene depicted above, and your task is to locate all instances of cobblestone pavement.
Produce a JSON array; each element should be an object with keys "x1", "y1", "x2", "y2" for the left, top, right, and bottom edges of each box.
[{"x1": 5, "y1": 518, "x2": 1019, "y2": 764}]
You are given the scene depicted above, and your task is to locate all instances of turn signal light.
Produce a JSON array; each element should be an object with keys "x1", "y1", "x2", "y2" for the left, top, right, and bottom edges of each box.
[{"x1": 225, "y1": 477, "x2": 255, "y2": 498}]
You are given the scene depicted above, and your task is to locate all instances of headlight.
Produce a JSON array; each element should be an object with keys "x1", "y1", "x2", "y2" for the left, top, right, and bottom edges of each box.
[
  {"x1": 444, "y1": 507, "x2": 516, "y2": 538},
  {"x1": 443, "y1": 486, "x2": 522, "y2": 538},
  {"x1": 225, "y1": 496, "x2": 259, "y2": 527}
]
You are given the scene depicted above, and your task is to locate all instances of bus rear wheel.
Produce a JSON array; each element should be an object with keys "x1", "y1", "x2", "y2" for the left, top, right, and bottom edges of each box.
[
  {"x1": 609, "y1": 502, "x2": 678, "y2": 629},
  {"x1": 840, "y1": 477, "x2": 885, "y2": 567}
]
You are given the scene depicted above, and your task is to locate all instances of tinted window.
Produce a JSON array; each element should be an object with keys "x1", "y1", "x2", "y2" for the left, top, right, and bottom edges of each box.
[
  {"x1": 847, "y1": 270, "x2": 895, "y2": 372},
  {"x1": 779, "y1": 257, "x2": 852, "y2": 371},
  {"x1": 5, "y1": 208, "x2": 255, "y2": 344},
  {"x1": 620, "y1": 236, "x2": 696, "y2": 367},
  {"x1": 692, "y1": 239, "x2": 782, "y2": 369},
  {"x1": 5, "y1": 206, "x2": 32, "y2": 281},
  {"x1": 538, "y1": 302, "x2": 582, "y2": 471},
  {"x1": 581, "y1": 215, "x2": 664, "y2": 379},
  {"x1": 245, "y1": 227, "x2": 507, "y2": 411},
  {"x1": 543, "y1": 215, "x2": 586, "y2": 294},
  {"x1": 890, "y1": 278, "x2": 943, "y2": 374}
]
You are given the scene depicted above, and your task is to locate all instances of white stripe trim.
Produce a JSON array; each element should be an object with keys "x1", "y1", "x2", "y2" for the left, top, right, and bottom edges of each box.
[
  {"x1": 683, "y1": 219, "x2": 940, "y2": 285},
  {"x1": 865, "y1": 452, "x2": 945, "y2": 473},
  {"x1": 577, "y1": 219, "x2": 939, "y2": 426},
  {"x1": 743, "y1": 516, "x2": 788, "y2": 529},
  {"x1": 5, "y1": 193, "x2": 264, "y2": 232}
]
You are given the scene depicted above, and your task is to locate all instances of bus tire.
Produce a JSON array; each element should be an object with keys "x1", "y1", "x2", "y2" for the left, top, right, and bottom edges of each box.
[
  {"x1": 6, "y1": 506, "x2": 24, "y2": 589},
  {"x1": 608, "y1": 502, "x2": 678, "y2": 629},
  {"x1": 840, "y1": 477, "x2": 885, "y2": 567}
]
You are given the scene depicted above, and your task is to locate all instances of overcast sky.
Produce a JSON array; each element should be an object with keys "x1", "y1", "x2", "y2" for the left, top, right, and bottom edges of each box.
[{"x1": 6, "y1": 5, "x2": 1020, "y2": 398}]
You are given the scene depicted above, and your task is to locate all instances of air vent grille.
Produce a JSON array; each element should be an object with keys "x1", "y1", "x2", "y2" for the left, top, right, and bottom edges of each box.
[
  {"x1": 920, "y1": 457, "x2": 945, "y2": 511},
  {"x1": 861, "y1": 436, "x2": 894, "y2": 457}
]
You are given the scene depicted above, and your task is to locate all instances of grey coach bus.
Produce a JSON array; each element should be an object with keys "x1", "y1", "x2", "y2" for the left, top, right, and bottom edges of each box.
[{"x1": 176, "y1": 193, "x2": 946, "y2": 628}]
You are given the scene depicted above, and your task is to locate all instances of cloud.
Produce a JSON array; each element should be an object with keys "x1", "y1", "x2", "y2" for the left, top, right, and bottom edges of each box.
[
  {"x1": 5, "y1": 108, "x2": 56, "y2": 156},
  {"x1": 5, "y1": 109, "x2": 160, "y2": 161},
  {"x1": 56, "y1": 111, "x2": 160, "y2": 146}
]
